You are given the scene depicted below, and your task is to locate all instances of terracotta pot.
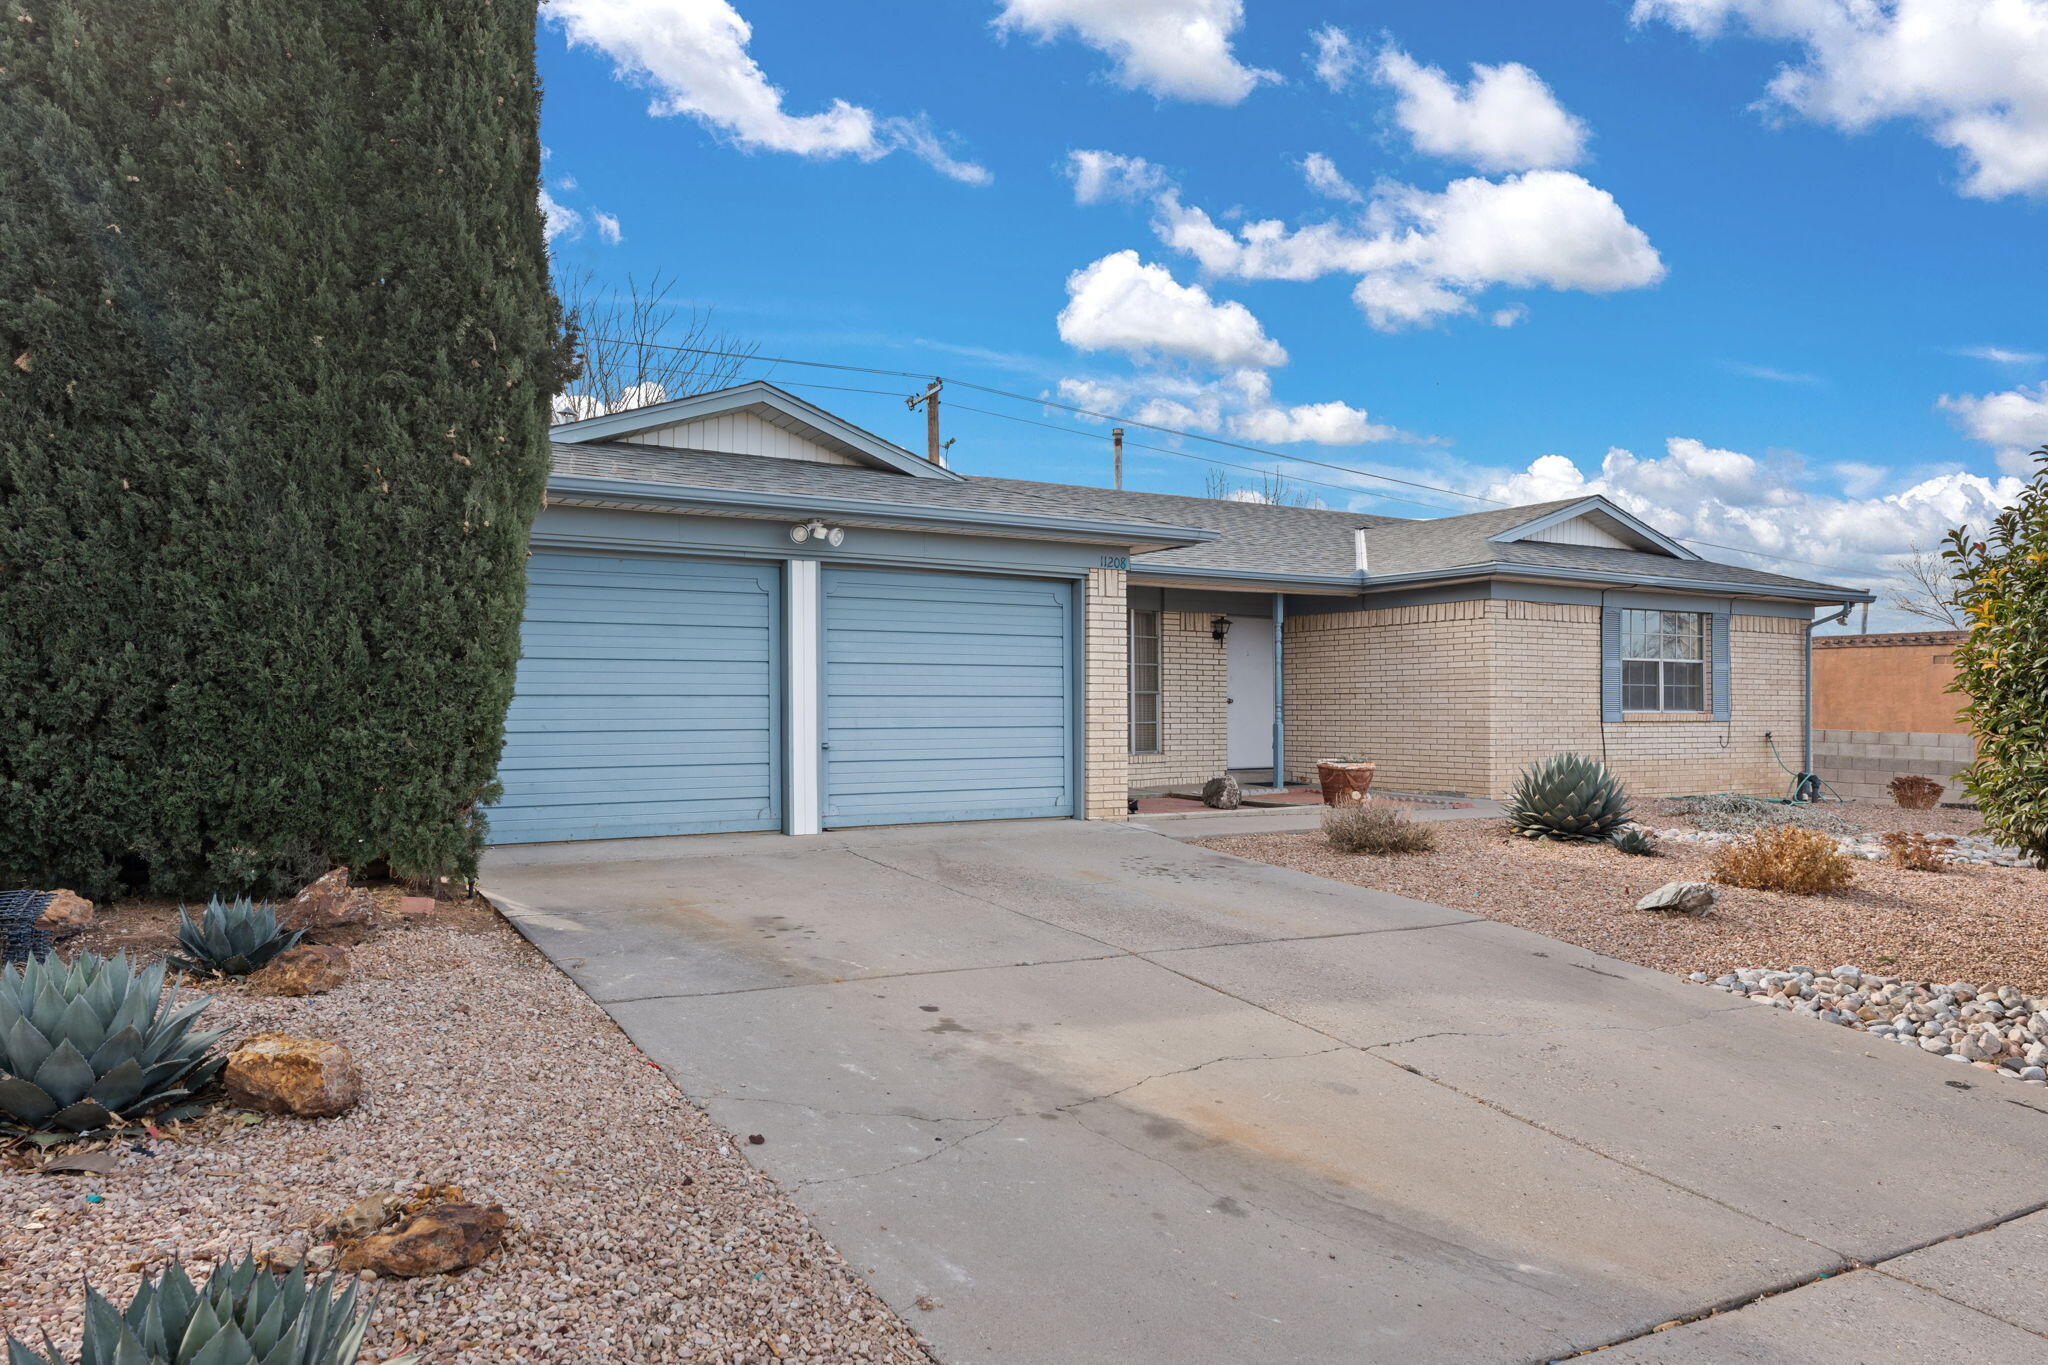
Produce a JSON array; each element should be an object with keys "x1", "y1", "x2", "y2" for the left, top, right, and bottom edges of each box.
[{"x1": 1317, "y1": 761, "x2": 1377, "y2": 805}]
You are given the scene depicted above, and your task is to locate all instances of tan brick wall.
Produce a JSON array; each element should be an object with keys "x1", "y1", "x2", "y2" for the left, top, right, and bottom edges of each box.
[
  {"x1": 1128, "y1": 611, "x2": 1230, "y2": 791},
  {"x1": 1283, "y1": 601, "x2": 1494, "y2": 794},
  {"x1": 1080, "y1": 568, "x2": 1129, "y2": 820},
  {"x1": 1284, "y1": 600, "x2": 1810, "y2": 800}
]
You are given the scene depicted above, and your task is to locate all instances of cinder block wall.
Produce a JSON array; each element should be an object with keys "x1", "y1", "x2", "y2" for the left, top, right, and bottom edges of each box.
[
  {"x1": 1288, "y1": 601, "x2": 1807, "y2": 799},
  {"x1": 1128, "y1": 611, "x2": 1228, "y2": 791},
  {"x1": 1081, "y1": 568, "x2": 1129, "y2": 820},
  {"x1": 1813, "y1": 730, "x2": 1975, "y2": 803},
  {"x1": 1283, "y1": 601, "x2": 1494, "y2": 794}
]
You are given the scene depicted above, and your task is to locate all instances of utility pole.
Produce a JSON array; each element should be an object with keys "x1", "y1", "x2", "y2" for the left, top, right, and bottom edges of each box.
[
  {"x1": 1112, "y1": 427, "x2": 1124, "y2": 490},
  {"x1": 907, "y1": 380, "x2": 943, "y2": 467}
]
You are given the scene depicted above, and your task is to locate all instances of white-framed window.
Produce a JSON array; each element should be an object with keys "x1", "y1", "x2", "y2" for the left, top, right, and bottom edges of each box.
[
  {"x1": 1129, "y1": 609, "x2": 1161, "y2": 753},
  {"x1": 1621, "y1": 609, "x2": 1708, "y2": 712}
]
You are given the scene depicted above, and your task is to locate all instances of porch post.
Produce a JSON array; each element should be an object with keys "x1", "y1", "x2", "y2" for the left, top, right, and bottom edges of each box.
[
  {"x1": 785, "y1": 558, "x2": 822, "y2": 835},
  {"x1": 1272, "y1": 593, "x2": 1286, "y2": 789}
]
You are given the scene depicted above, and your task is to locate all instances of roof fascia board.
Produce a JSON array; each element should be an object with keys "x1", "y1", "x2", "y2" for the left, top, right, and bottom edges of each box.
[
  {"x1": 1128, "y1": 564, "x2": 1365, "y2": 592},
  {"x1": 546, "y1": 474, "x2": 1216, "y2": 550},
  {"x1": 551, "y1": 381, "x2": 961, "y2": 481},
  {"x1": 1485, "y1": 496, "x2": 1700, "y2": 561},
  {"x1": 1361, "y1": 560, "x2": 1871, "y2": 603}
]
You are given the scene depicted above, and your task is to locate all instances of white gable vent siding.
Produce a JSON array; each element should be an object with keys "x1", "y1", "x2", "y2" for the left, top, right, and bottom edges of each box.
[
  {"x1": 633, "y1": 410, "x2": 863, "y2": 465},
  {"x1": 1600, "y1": 605, "x2": 1732, "y2": 724},
  {"x1": 1527, "y1": 514, "x2": 1636, "y2": 551}
]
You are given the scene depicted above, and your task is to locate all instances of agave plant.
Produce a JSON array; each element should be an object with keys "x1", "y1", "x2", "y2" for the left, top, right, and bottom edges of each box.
[
  {"x1": 1506, "y1": 753, "x2": 1633, "y2": 842},
  {"x1": 170, "y1": 898, "x2": 303, "y2": 977},
  {"x1": 0, "y1": 950, "x2": 226, "y2": 1135},
  {"x1": 1610, "y1": 826, "x2": 1659, "y2": 857},
  {"x1": 4, "y1": 1254, "x2": 415, "y2": 1365}
]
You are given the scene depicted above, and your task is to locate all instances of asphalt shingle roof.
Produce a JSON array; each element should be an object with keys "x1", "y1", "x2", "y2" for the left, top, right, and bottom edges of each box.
[{"x1": 551, "y1": 441, "x2": 1865, "y2": 600}]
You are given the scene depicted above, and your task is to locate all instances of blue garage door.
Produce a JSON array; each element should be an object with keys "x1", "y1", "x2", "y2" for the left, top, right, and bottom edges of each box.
[
  {"x1": 823, "y1": 567, "x2": 1073, "y2": 828},
  {"x1": 489, "y1": 552, "x2": 781, "y2": 844}
]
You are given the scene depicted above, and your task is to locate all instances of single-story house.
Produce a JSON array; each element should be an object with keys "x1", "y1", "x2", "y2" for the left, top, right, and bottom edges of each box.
[{"x1": 488, "y1": 380, "x2": 1873, "y2": 844}]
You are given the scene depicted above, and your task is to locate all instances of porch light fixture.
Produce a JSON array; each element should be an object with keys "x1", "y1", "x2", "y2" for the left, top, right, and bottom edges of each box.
[
  {"x1": 1211, "y1": 615, "x2": 1232, "y2": 642},
  {"x1": 788, "y1": 519, "x2": 845, "y2": 547}
]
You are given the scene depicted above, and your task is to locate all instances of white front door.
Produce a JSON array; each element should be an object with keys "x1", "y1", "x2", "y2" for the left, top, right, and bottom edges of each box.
[{"x1": 1225, "y1": 616, "x2": 1275, "y2": 771}]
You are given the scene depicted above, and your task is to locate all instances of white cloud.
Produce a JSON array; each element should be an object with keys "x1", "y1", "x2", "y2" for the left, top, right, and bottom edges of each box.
[
  {"x1": 1156, "y1": 170, "x2": 1665, "y2": 329},
  {"x1": 1231, "y1": 399, "x2": 1401, "y2": 445},
  {"x1": 1308, "y1": 24, "x2": 1366, "y2": 92},
  {"x1": 546, "y1": 0, "x2": 988, "y2": 182},
  {"x1": 1066, "y1": 149, "x2": 1171, "y2": 204},
  {"x1": 992, "y1": 0, "x2": 1275, "y2": 104},
  {"x1": 1633, "y1": 0, "x2": 2048, "y2": 198},
  {"x1": 1373, "y1": 46, "x2": 1590, "y2": 172},
  {"x1": 1057, "y1": 251, "x2": 1287, "y2": 369},
  {"x1": 1300, "y1": 152, "x2": 1364, "y2": 203},
  {"x1": 1723, "y1": 360, "x2": 1821, "y2": 385},
  {"x1": 540, "y1": 188, "x2": 583, "y2": 242},
  {"x1": 1490, "y1": 305, "x2": 1528, "y2": 327},
  {"x1": 1478, "y1": 438, "x2": 2027, "y2": 606},
  {"x1": 1054, "y1": 367, "x2": 1408, "y2": 446},
  {"x1": 1958, "y1": 345, "x2": 2045, "y2": 365},
  {"x1": 592, "y1": 210, "x2": 624, "y2": 244},
  {"x1": 1939, "y1": 383, "x2": 2048, "y2": 473}
]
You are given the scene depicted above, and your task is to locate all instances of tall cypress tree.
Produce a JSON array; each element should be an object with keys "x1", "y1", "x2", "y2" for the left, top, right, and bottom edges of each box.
[{"x1": 0, "y1": 0, "x2": 566, "y2": 898}]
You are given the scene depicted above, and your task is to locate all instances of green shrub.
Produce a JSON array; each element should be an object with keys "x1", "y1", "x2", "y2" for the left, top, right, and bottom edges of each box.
[
  {"x1": 170, "y1": 897, "x2": 304, "y2": 977},
  {"x1": 0, "y1": 950, "x2": 225, "y2": 1135},
  {"x1": 1324, "y1": 802, "x2": 1437, "y2": 855},
  {"x1": 1505, "y1": 753, "x2": 1633, "y2": 842},
  {"x1": 1946, "y1": 447, "x2": 2048, "y2": 868},
  {"x1": 0, "y1": 0, "x2": 570, "y2": 899}
]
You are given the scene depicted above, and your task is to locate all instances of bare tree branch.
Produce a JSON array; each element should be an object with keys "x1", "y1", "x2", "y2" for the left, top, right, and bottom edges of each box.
[
  {"x1": 1884, "y1": 543, "x2": 1967, "y2": 628},
  {"x1": 553, "y1": 268, "x2": 762, "y2": 421},
  {"x1": 1202, "y1": 468, "x2": 1323, "y2": 507}
]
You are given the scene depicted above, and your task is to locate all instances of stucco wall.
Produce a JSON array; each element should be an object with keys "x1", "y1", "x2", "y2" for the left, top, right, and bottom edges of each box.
[
  {"x1": 1127, "y1": 611, "x2": 1229, "y2": 791},
  {"x1": 1812, "y1": 634, "x2": 1969, "y2": 734}
]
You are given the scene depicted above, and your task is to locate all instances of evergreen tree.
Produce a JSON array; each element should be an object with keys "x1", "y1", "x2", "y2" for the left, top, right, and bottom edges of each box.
[
  {"x1": 0, "y1": 0, "x2": 566, "y2": 898},
  {"x1": 1947, "y1": 446, "x2": 2048, "y2": 868}
]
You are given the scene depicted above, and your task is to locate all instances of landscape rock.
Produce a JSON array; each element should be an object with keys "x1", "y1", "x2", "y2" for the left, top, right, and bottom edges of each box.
[
  {"x1": 324, "y1": 1193, "x2": 402, "y2": 1239},
  {"x1": 338, "y1": 1202, "x2": 508, "y2": 1277},
  {"x1": 1635, "y1": 881, "x2": 1717, "y2": 914},
  {"x1": 34, "y1": 890, "x2": 92, "y2": 939},
  {"x1": 247, "y1": 945, "x2": 351, "y2": 997},
  {"x1": 223, "y1": 1033, "x2": 362, "y2": 1117},
  {"x1": 1200, "y1": 774, "x2": 1242, "y2": 810},
  {"x1": 281, "y1": 867, "x2": 376, "y2": 938}
]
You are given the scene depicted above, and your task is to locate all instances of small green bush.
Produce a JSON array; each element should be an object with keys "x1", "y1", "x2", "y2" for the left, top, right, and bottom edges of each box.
[{"x1": 1324, "y1": 803, "x2": 1437, "y2": 856}]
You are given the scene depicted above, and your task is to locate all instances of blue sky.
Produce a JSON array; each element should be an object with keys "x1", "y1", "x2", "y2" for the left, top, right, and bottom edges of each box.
[{"x1": 536, "y1": 0, "x2": 2047, "y2": 621}]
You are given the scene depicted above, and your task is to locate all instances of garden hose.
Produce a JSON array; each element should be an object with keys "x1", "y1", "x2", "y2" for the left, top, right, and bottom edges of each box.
[{"x1": 1763, "y1": 731, "x2": 1844, "y2": 804}]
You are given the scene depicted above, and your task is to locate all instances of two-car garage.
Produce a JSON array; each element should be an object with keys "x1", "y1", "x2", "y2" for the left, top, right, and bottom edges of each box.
[{"x1": 487, "y1": 550, "x2": 1076, "y2": 845}]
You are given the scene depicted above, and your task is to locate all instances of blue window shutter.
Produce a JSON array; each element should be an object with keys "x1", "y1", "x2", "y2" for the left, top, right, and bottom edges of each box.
[
  {"x1": 1600, "y1": 607, "x2": 1622, "y2": 723},
  {"x1": 1711, "y1": 611, "x2": 1732, "y2": 721}
]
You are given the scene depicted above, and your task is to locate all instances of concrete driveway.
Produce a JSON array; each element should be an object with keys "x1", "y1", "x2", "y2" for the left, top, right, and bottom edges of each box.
[{"x1": 482, "y1": 821, "x2": 2048, "y2": 1364}]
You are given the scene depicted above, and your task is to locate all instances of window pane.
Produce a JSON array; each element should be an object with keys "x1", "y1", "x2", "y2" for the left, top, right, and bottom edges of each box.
[
  {"x1": 1664, "y1": 661, "x2": 1704, "y2": 712},
  {"x1": 1132, "y1": 722, "x2": 1159, "y2": 752},
  {"x1": 1622, "y1": 660, "x2": 1660, "y2": 710},
  {"x1": 1132, "y1": 664, "x2": 1159, "y2": 694},
  {"x1": 1132, "y1": 635, "x2": 1159, "y2": 667}
]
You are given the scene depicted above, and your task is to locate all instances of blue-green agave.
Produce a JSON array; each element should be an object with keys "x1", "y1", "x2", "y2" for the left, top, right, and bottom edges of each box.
[
  {"x1": 1506, "y1": 753, "x2": 1634, "y2": 842},
  {"x1": 1610, "y1": 826, "x2": 1660, "y2": 856},
  {"x1": 4, "y1": 1254, "x2": 416, "y2": 1365},
  {"x1": 0, "y1": 950, "x2": 225, "y2": 1135},
  {"x1": 170, "y1": 898, "x2": 304, "y2": 978}
]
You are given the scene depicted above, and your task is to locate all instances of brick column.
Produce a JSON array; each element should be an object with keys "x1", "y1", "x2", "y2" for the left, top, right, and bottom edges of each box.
[{"x1": 1081, "y1": 568, "x2": 1129, "y2": 820}]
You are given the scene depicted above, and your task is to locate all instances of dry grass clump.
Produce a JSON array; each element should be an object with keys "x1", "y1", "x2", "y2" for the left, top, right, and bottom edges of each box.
[
  {"x1": 1675, "y1": 792, "x2": 1858, "y2": 837},
  {"x1": 1712, "y1": 826, "x2": 1856, "y2": 895},
  {"x1": 1882, "y1": 831, "x2": 1957, "y2": 872},
  {"x1": 1324, "y1": 802, "x2": 1437, "y2": 856},
  {"x1": 1889, "y1": 774, "x2": 1945, "y2": 810}
]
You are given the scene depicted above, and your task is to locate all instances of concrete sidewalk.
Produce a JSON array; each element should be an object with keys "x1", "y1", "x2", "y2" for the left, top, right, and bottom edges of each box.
[{"x1": 483, "y1": 820, "x2": 2048, "y2": 1364}]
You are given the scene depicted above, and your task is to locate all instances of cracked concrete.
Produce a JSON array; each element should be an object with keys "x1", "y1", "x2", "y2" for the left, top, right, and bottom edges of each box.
[{"x1": 484, "y1": 819, "x2": 2048, "y2": 1364}]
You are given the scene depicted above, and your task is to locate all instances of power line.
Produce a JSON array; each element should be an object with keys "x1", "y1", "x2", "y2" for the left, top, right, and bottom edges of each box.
[{"x1": 579, "y1": 336, "x2": 1866, "y2": 581}]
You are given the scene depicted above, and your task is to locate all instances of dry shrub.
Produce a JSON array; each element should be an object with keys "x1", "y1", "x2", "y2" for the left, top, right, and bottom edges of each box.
[
  {"x1": 1889, "y1": 775, "x2": 1944, "y2": 810},
  {"x1": 1711, "y1": 826, "x2": 1855, "y2": 895},
  {"x1": 1324, "y1": 802, "x2": 1437, "y2": 856},
  {"x1": 1881, "y1": 831, "x2": 1957, "y2": 872}
]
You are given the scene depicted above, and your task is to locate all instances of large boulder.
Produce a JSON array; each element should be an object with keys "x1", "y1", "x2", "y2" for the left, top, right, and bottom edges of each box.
[
  {"x1": 281, "y1": 868, "x2": 376, "y2": 939},
  {"x1": 247, "y1": 945, "x2": 351, "y2": 997},
  {"x1": 223, "y1": 1033, "x2": 362, "y2": 1117},
  {"x1": 1201, "y1": 774, "x2": 1242, "y2": 810},
  {"x1": 338, "y1": 1202, "x2": 508, "y2": 1277},
  {"x1": 1636, "y1": 881, "x2": 1717, "y2": 915},
  {"x1": 34, "y1": 889, "x2": 93, "y2": 939}
]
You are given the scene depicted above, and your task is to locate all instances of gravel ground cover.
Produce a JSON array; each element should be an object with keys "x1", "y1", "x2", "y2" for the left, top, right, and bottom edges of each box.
[
  {"x1": 1201, "y1": 801, "x2": 2048, "y2": 993},
  {"x1": 2, "y1": 903, "x2": 933, "y2": 1364}
]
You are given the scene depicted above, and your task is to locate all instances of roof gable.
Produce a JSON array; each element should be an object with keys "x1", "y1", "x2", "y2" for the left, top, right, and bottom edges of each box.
[
  {"x1": 1485, "y1": 496, "x2": 1697, "y2": 560},
  {"x1": 549, "y1": 381, "x2": 959, "y2": 480}
]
